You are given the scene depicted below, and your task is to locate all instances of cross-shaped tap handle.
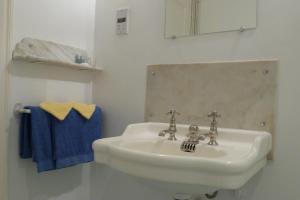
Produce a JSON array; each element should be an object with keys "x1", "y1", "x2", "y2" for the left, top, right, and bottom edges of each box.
[
  {"x1": 208, "y1": 111, "x2": 221, "y2": 120},
  {"x1": 166, "y1": 109, "x2": 180, "y2": 116}
]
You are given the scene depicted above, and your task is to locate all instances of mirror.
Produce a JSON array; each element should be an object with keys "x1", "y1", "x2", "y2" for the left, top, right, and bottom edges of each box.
[{"x1": 165, "y1": 0, "x2": 257, "y2": 38}]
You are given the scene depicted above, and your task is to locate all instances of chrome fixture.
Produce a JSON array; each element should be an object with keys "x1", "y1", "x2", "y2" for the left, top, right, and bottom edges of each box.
[
  {"x1": 159, "y1": 109, "x2": 180, "y2": 141},
  {"x1": 181, "y1": 125, "x2": 208, "y2": 152},
  {"x1": 186, "y1": 125, "x2": 207, "y2": 143},
  {"x1": 14, "y1": 103, "x2": 31, "y2": 114},
  {"x1": 181, "y1": 111, "x2": 221, "y2": 152},
  {"x1": 239, "y1": 26, "x2": 246, "y2": 32},
  {"x1": 260, "y1": 121, "x2": 266, "y2": 127},
  {"x1": 207, "y1": 111, "x2": 221, "y2": 146},
  {"x1": 75, "y1": 54, "x2": 86, "y2": 64}
]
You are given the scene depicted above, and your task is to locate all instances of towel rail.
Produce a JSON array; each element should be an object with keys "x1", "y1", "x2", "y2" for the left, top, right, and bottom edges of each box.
[{"x1": 14, "y1": 103, "x2": 31, "y2": 114}]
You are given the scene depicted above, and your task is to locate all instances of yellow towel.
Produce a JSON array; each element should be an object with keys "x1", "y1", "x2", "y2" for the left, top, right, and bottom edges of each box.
[
  {"x1": 40, "y1": 102, "x2": 96, "y2": 120},
  {"x1": 70, "y1": 102, "x2": 96, "y2": 120},
  {"x1": 40, "y1": 102, "x2": 72, "y2": 121}
]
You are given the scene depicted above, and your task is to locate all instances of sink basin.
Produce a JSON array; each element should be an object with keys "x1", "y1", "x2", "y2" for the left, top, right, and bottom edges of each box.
[{"x1": 93, "y1": 122, "x2": 271, "y2": 191}]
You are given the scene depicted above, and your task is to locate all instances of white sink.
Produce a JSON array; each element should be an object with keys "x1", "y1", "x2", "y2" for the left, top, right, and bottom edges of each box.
[{"x1": 93, "y1": 122, "x2": 271, "y2": 192}]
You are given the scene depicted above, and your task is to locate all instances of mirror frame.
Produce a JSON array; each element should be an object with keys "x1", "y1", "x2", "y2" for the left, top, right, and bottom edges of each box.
[{"x1": 164, "y1": 0, "x2": 257, "y2": 39}]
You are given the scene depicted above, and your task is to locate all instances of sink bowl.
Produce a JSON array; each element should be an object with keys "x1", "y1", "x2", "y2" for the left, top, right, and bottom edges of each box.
[{"x1": 93, "y1": 122, "x2": 271, "y2": 192}]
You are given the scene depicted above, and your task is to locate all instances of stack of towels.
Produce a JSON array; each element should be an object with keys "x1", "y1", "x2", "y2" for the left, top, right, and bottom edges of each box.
[{"x1": 20, "y1": 102, "x2": 102, "y2": 173}]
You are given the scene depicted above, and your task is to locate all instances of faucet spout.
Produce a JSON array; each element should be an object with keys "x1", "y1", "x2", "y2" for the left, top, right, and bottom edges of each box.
[
  {"x1": 181, "y1": 125, "x2": 206, "y2": 152},
  {"x1": 158, "y1": 130, "x2": 168, "y2": 137},
  {"x1": 158, "y1": 109, "x2": 180, "y2": 141},
  {"x1": 181, "y1": 111, "x2": 222, "y2": 153}
]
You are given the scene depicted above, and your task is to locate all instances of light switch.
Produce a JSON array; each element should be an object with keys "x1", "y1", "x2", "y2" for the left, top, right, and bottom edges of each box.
[{"x1": 116, "y1": 8, "x2": 129, "y2": 35}]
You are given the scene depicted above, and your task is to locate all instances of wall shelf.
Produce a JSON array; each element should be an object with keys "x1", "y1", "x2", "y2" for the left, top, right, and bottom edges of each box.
[
  {"x1": 12, "y1": 38, "x2": 103, "y2": 72},
  {"x1": 13, "y1": 56, "x2": 103, "y2": 72}
]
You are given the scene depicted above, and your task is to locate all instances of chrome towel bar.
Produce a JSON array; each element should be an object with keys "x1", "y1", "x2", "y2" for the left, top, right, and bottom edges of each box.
[{"x1": 14, "y1": 103, "x2": 31, "y2": 114}]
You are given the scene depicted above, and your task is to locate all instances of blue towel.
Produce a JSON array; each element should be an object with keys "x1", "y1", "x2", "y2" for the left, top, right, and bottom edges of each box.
[
  {"x1": 53, "y1": 107, "x2": 102, "y2": 169},
  {"x1": 20, "y1": 107, "x2": 55, "y2": 172},
  {"x1": 19, "y1": 110, "x2": 32, "y2": 158},
  {"x1": 19, "y1": 106, "x2": 102, "y2": 172}
]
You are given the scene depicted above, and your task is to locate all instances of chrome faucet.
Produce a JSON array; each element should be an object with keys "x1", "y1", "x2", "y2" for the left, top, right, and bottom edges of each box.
[
  {"x1": 159, "y1": 109, "x2": 180, "y2": 141},
  {"x1": 186, "y1": 125, "x2": 207, "y2": 144},
  {"x1": 207, "y1": 111, "x2": 221, "y2": 146},
  {"x1": 181, "y1": 111, "x2": 221, "y2": 152},
  {"x1": 181, "y1": 125, "x2": 208, "y2": 152}
]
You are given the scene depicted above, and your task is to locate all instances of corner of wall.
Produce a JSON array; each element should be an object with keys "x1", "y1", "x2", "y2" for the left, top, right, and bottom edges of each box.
[{"x1": 0, "y1": 0, "x2": 13, "y2": 199}]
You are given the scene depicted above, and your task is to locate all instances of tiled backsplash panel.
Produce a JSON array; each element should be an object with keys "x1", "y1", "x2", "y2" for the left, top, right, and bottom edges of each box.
[{"x1": 145, "y1": 60, "x2": 278, "y2": 158}]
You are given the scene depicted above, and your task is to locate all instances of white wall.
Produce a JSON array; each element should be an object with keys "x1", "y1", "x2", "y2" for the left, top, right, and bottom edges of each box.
[
  {"x1": 8, "y1": 63, "x2": 94, "y2": 200},
  {"x1": 92, "y1": 0, "x2": 300, "y2": 199},
  {"x1": 13, "y1": 0, "x2": 96, "y2": 56},
  {"x1": 7, "y1": 1, "x2": 96, "y2": 200},
  {"x1": 0, "y1": 0, "x2": 9, "y2": 199}
]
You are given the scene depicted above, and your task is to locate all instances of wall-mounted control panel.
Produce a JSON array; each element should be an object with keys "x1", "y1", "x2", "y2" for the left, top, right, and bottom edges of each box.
[{"x1": 116, "y1": 8, "x2": 129, "y2": 35}]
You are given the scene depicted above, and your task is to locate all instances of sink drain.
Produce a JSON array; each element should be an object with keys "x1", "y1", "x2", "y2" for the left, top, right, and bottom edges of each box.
[{"x1": 181, "y1": 141, "x2": 197, "y2": 152}]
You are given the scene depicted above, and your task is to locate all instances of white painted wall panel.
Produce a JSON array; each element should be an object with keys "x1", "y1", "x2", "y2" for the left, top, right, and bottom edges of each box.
[
  {"x1": 7, "y1": 0, "x2": 96, "y2": 200},
  {"x1": 13, "y1": 0, "x2": 96, "y2": 55},
  {"x1": 92, "y1": 0, "x2": 300, "y2": 199}
]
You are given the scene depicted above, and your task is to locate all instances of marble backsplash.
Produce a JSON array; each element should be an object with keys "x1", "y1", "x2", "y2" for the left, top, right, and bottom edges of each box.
[{"x1": 145, "y1": 60, "x2": 278, "y2": 158}]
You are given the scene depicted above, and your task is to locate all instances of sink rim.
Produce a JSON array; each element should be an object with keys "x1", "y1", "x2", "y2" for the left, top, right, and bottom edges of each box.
[
  {"x1": 93, "y1": 122, "x2": 271, "y2": 174},
  {"x1": 92, "y1": 122, "x2": 272, "y2": 189}
]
